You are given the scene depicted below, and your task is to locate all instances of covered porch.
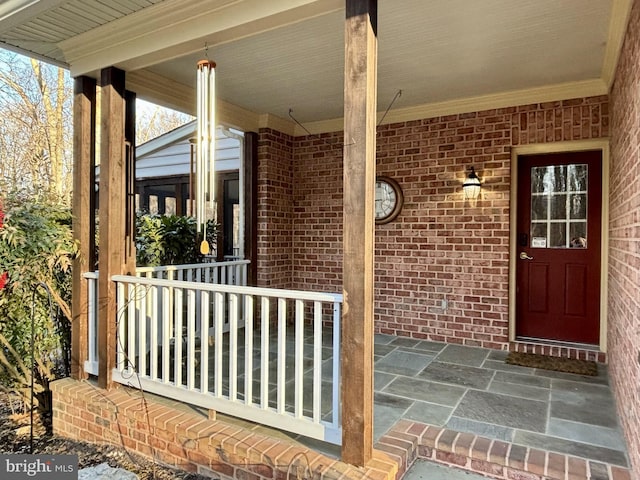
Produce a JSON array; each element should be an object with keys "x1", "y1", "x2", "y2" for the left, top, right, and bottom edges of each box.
[{"x1": 1, "y1": 0, "x2": 640, "y2": 479}]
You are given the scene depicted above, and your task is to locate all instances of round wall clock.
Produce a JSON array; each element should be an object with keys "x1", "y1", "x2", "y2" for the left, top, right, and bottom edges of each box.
[{"x1": 375, "y1": 176, "x2": 403, "y2": 224}]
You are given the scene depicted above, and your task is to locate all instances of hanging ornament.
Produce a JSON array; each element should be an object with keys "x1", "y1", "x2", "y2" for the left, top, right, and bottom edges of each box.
[{"x1": 196, "y1": 58, "x2": 216, "y2": 255}]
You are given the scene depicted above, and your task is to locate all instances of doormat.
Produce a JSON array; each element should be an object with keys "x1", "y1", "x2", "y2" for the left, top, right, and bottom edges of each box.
[{"x1": 505, "y1": 352, "x2": 598, "y2": 376}]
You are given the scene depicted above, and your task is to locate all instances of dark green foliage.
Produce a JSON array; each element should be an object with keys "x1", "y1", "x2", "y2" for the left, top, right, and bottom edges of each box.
[
  {"x1": 0, "y1": 193, "x2": 75, "y2": 426},
  {"x1": 135, "y1": 213, "x2": 217, "y2": 266}
]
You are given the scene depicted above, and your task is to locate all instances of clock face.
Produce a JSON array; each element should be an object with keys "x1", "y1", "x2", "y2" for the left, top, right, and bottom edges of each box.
[{"x1": 375, "y1": 177, "x2": 403, "y2": 224}]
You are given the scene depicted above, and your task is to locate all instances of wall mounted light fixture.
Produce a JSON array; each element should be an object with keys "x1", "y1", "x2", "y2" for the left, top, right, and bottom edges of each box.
[{"x1": 463, "y1": 166, "x2": 481, "y2": 200}]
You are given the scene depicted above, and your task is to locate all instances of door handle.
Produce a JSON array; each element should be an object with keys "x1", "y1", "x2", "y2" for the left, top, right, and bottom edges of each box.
[{"x1": 519, "y1": 252, "x2": 534, "y2": 260}]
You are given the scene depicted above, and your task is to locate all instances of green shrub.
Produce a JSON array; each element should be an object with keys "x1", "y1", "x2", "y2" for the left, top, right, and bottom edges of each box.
[
  {"x1": 0, "y1": 193, "x2": 75, "y2": 427},
  {"x1": 135, "y1": 213, "x2": 217, "y2": 266}
]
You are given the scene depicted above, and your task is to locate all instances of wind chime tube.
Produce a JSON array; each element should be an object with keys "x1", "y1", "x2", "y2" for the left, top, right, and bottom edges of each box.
[
  {"x1": 208, "y1": 65, "x2": 216, "y2": 241},
  {"x1": 196, "y1": 59, "x2": 216, "y2": 255}
]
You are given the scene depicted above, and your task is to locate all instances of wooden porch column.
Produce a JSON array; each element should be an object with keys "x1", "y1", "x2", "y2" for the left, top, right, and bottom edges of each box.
[
  {"x1": 342, "y1": 0, "x2": 377, "y2": 466},
  {"x1": 124, "y1": 90, "x2": 136, "y2": 274},
  {"x1": 71, "y1": 76, "x2": 97, "y2": 380},
  {"x1": 98, "y1": 67, "x2": 127, "y2": 389},
  {"x1": 244, "y1": 132, "x2": 259, "y2": 286}
]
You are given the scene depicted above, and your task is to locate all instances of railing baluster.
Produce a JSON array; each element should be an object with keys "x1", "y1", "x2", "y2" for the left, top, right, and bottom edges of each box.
[
  {"x1": 187, "y1": 286, "x2": 197, "y2": 390},
  {"x1": 150, "y1": 285, "x2": 158, "y2": 381},
  {"x1": 162, "y1": 286, "x2": 170, "y2": 384},
  {"x1": 138, "y1": 283, "x2": 147, "y2": 377},
  {"x1": 214, "y1": 291, "x2": 224, "y2": 397},
  {"x1": 313, "y1": 301, "x2": 322, "y2": 423},
  {"x1": 200, "y1": 290, "x2": 209, "y2": 394},
  {"x1": 86, "y1": 274, "x2": 97, "y2": 373},
  {"x1": 277, "y1": 298, "x2": 286, "y2": 414},
  {"x1": 229, "y1": 293, "x2": 238, "y2": 401},
  {"x1": 294, "y1": 299, "x2": 304, "y2": 418},
  {"x1": 260, "y1": 297, "x2": 270, "y2": 409},
  {"x1": 116, "y1": 282, "x2": 126, "y2": 371},
  {"x1": 127, "y1": 283, "x2": 136, "y2": 373},
  {"x1": 332, "y1": 301, "x2": 341, "y2": 428},
  {"x1": 174, "y1": 285, "x2": 183, "y2": 387},
  {"x1": 244, "y1": 295, "x2": 254, "y2": 406}
]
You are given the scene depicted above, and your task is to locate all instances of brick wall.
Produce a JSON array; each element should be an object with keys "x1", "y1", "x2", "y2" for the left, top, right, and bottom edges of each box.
[
  {"x1": 257, "y1": 128, "x2": 294, "y2": 289},
  {"x1": 285, "y1": 96, "x2": 608, "y2": 348},
  {"x1": 608, "y1": 0, "x2": 640, "y2": 476}
]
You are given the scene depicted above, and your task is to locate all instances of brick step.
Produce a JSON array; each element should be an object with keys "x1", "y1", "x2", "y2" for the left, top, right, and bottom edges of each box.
[{"x1": 376, "y1": 420, "x2": 631, "y2": 480}]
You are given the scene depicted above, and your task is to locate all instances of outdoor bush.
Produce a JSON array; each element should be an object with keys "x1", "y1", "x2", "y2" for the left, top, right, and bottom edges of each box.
[
  {"x1": 136, "y1": 212, "x2": 216, "y2": 266},
  {"x1": 0, "y1": 192, "x2": 75, "y2": 429},
  {"x1": 0, "y1": 204, "x2": 215, "y2": 428}
]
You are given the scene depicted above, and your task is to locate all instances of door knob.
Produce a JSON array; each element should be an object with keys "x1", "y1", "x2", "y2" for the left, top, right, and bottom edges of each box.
[{"x1": 519, "y1": 252, "x2": 534, "y2": 260}]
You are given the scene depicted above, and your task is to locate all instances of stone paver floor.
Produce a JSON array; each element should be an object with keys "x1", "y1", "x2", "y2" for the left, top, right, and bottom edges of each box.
[{"x1": 372, "y1": 335, "x2": 629, "y2": 469}]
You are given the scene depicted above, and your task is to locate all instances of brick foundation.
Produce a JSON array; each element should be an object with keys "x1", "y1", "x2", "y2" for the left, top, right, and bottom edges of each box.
[
  {"x1": 51, "y1": 378, "x2": 397, "y2": 480},
  {"x1": 52, "y1": 379, "x2": 631, "y2": 480}
]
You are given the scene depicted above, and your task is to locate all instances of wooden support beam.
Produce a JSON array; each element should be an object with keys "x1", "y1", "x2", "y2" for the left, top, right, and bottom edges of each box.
[
  {"x1": 71, "y1": 76, "x2": 97, "y2": 380},
  {"x1": 244, "y1": 132, "x2": 259, "y2": 287},
  {"x1": 98, "y1": 67, "x2": 126, "y2": 389},
  {"x1": 124, "y1": 90, "x2": 137, "y2": 274},
  {"x1": 341, "y1": 0, "x2": 377, "y2": 467}
]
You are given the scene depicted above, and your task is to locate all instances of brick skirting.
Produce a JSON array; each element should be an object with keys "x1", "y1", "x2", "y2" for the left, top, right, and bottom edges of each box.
[
  {"x1": 50, "y1": 378, "x2": 398, "y2": 479},
  {"x1": 51, "y1": 378, "x2": 630, "y2": 480}
]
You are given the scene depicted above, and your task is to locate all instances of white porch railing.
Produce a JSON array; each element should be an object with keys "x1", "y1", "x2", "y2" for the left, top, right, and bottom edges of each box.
[
  {"x1": 112, "y1": 275, "x2": 343, "y2": 444},
  {"x1": 82, "y1": 261, "x2": 343, "y2": 445},
  {"x1": 135, "y1": 260, "x2": 249, "y2": 285},
  {"x1": 82, "y1": 260, "x2": 249, "y2": 376},
  {"x1": 84, "y1": 271, "x2": 99, "y2": 376}
]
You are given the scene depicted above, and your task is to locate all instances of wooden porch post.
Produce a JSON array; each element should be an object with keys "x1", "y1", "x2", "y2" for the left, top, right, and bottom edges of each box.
[
  {"x1": 98, "y1": 67, "x2": 127, "y2": 389},
  {"x1": 244, "y1": 132, "x2": 259, "y2": 286},
  {"x1": 342, "y1": 0, "x2": 377, "y2": 466},
  {"x1": 124, "y1": 90, "x2": 137, "y2": 274},
  {"x1": 71, "y1": 76, "x2": 97, "y2": 380}
]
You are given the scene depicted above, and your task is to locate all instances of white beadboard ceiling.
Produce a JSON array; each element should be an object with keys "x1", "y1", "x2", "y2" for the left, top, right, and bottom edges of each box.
[{"x1": 0, "y1": 0, "x2": 628, "y2": 125}]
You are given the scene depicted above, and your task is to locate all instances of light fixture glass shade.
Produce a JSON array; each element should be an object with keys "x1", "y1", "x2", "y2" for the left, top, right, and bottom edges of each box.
[{"x1": 463, "y1": 167, "x2": 481, "y2": 199}]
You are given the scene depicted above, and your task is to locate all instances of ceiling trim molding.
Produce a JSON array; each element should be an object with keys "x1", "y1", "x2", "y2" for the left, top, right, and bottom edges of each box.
[
  {"x1": 602, "y1": 0, "x2": 634, "y2": 88},
  {"x1": 0, "y1": 40, "x2": 68, "y2": 68},
  {"x1": 294, "y1": 79, "x2": 609, "y2": 136},
  {"x1": 127, "y1": 69, "x2": 262, "y2": 133},
  {"x1": 59, "y1": 0, "x2": 342, "y2": 77},
  {"x1": 259, "y1": 114, "x2": 296, "y2": 136}
]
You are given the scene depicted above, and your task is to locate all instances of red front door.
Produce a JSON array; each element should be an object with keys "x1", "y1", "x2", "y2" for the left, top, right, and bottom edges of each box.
[{"x1": 516, "y1": 151, "x2": 602, "y2": 345}]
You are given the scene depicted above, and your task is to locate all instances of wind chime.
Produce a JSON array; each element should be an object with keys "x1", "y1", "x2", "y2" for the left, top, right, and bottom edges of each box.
[{"x1": 195, "y1": 58, "x2": 216, "y2": 255}]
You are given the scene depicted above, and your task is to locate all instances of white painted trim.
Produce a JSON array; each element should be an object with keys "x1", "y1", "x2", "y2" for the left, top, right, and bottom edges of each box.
[
  {"x1": 0, "y1": 0, "x2": 67, "y2": 33},
  {"x1": 136, "y1": 121, "x2": 195, "y2": 157},
  {"x1": 112, "y1": 371, "x2": 342, "y2": 444},
  {"x1": 128, "y1": 74, "x2": 607, "y2": 137},
  {"x1": 60, "y1": 0, "x2": 343, "y2": 77},
  {"x1": 127, "y1": 69, "x2": 263, "y2": 132},
  {"x1": 602, "y1": 0, "x2": 634, "y2": 88},
  {"x1": 296, "y1": 79, "x2": 608, "y2": 136},
  {"x1": 509, "y1": 139, "x2": 610, "y2": 353}
]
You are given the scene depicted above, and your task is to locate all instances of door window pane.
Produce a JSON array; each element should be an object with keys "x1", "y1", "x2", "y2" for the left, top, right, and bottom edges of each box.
[
  {"x1": 550, "y1": 194, "x2": 567, "y2": 220},
  {"x1": 569, "y1": 194, "x2": 586, "y2": 219},
  {"x1": 530, "y1": 164, "x2": 588, "y2": 248}
]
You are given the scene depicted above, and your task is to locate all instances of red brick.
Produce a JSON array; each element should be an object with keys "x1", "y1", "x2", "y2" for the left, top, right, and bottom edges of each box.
[
  {"x1": 545, "y1": 452, "x2": 565, "y2": 479},
  {"x1": 525, "y1": 449, "x2": 546, "y2": 477}
]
